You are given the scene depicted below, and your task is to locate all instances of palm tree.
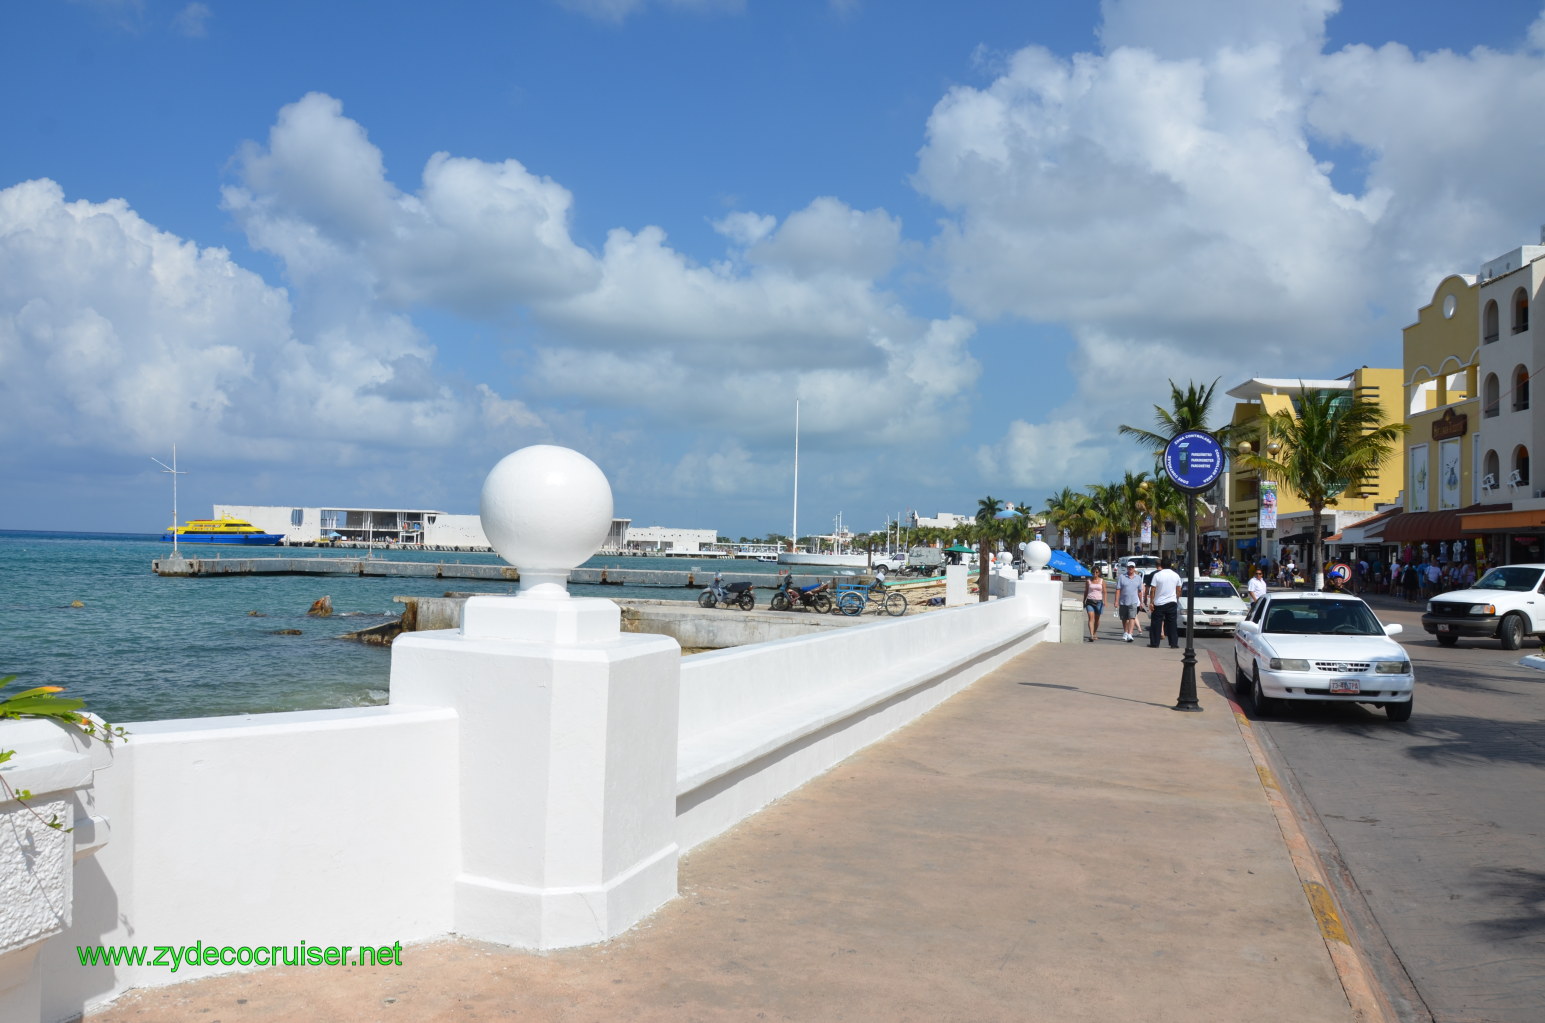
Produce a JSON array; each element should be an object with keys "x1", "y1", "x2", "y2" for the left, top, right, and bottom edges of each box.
[
  {"x1": 1042, "y1": 487, "x2": 1087, "y2": 553},
  {"x1": 975, "y1": 495, "x2": 1004, "y2": 602},
  {"x1": 1237, "y1": 386, "x2": 1407, "y2": 590},
  {"x1": 1081, "y1": 483, "x2": 1123, "y2": 564},
  {"x1": 1118, "y1": 378, "x2": 1236, "y2": 456},
  {"x1": 1109, "y1": 471, "x2": 1152, "y2": 558}
]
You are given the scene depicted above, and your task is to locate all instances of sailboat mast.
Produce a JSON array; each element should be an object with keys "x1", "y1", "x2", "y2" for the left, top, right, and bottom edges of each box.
[{"x1": 791, "y1": 400, "x2": 800, "y2": 554}]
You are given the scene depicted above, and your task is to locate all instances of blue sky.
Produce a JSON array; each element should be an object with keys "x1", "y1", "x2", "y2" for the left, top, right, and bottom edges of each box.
[{"x1": 4, "y1": 0, "x2": 1545, "y2": 539}]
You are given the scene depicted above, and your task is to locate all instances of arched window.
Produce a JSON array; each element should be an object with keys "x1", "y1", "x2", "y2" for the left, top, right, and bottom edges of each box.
[
  {"x1": 1484, "y1": 449, "x2": 1500, "y2": 486},
  {"x1": 1484, "y1": 373, "x2": 1500, "y2": 417},
  {"x1": 1513, "y1": 287, "x2": 1530, "y2": 334},
  {"x1": 1512, "y1": 446, "x2": 1531, "y2": 490},
  {"x1": 1516, "y1": 365, "x2": 1532, "y2": 411},
  {"x1": 1484, "y1": 299, "x2": 1500, "y2": 342}
]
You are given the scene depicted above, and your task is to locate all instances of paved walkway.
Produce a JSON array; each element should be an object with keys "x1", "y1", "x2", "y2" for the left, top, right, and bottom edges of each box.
[{"x1": 84, "y1": 636, "x2": 1371, "y2": 1023}]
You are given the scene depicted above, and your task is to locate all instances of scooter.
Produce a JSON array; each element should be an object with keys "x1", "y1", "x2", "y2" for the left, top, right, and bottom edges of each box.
[
  {"x1": 699, "y1": 576, "x2": 756, "y2": 610},
  {"x1": 769, "y1": 576, "x2": 833, "y2": 614}
]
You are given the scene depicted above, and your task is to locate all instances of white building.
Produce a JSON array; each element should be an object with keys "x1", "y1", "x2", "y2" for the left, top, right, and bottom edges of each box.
[
  {"x1": 908, "y1": 511, "x2": 968, "y2": 530},
  {"x1": 215, "y1": 504, "x2": 630, "y2": 551},
  {"x1": 623, "y1": 525, "x2": 717, "y2": 554}
]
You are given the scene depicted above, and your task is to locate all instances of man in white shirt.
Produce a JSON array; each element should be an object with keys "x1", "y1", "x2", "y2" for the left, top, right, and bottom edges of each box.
[
  {"x1": 1146, "y1": 558, "x2": 1182, "y2": 649},
  {"x1": 1247, "y1": 566, "x2": 1268, "y2": 604}
]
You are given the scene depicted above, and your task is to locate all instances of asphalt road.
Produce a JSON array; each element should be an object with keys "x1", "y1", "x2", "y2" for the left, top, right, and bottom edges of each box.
[{"x1": 1195, "y1": 593, "x2": 1545, "y2": 1023}]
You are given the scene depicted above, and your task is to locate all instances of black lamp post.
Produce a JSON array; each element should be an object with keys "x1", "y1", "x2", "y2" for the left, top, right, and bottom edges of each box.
[
  {"x1": 1174, "y1": 490, "x2": 1203, "y2": 712},
  {"x1": 1164, "y1": 430, "x2": 1224, "y2": 714}
]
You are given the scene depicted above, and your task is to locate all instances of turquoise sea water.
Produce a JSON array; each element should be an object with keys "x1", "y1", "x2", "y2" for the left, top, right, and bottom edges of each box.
[{"x1": 0, "y1": 532, "x2": 790, "y2": 724}]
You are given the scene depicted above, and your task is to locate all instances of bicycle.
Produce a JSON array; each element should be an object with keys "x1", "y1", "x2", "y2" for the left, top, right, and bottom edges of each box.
[{"x1": 834, "y1": 580, "x2": 907, "y2": 617}]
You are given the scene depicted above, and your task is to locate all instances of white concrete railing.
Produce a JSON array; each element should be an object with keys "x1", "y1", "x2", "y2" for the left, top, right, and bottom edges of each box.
[
  {"x1": 675, "y1": 590, "x2": 1053, "y2": 851},
  {"x1": 16, "y1": 588, "x2": 1055, "y2": 1020},
  {"x1": 10, "y1": 446, "x2": 1065, "y2": 1020},
  {"x1": 29, "y1": 704, "x2": 458, "y2": 1023}
]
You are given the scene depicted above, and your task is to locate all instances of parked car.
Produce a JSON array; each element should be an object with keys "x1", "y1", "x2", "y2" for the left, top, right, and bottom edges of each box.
[
  {"x1": 1178, "y1": 576, "x2": 1249, "y2": 634},
  {"x1": 1421, "y1": 563, "x2": 1545, "y2": 650},
  {"x1": 1233, "y1": 591, "x2": 1414, "y2": 721}
]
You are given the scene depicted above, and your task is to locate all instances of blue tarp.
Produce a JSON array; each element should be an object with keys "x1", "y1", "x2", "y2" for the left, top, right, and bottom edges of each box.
[{"x1": 1047, "y1": 549, "x2": 1092, "y2": 577}]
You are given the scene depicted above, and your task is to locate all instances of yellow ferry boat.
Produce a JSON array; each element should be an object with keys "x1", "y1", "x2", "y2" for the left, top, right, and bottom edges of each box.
[{"x1": 161, "y1": 516, "x2": 285, "y2": 545}]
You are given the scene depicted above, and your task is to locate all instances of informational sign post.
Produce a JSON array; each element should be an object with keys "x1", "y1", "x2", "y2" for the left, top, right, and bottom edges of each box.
[
  {"x1": 1161, "y1": 430, "x2": 1223, "y2": 713},
  {"x1": 1162, "y1": 430, "x2": 1225, "y2": 494}
]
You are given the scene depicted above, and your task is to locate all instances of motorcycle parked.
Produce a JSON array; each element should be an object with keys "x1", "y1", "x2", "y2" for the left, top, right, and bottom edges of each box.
[
  {"x1": 769, "y1": 575, "x2": 833, "y2": 614},
  {"x1": 699, "y1": 575, "x2": 756, "y2": 611}
]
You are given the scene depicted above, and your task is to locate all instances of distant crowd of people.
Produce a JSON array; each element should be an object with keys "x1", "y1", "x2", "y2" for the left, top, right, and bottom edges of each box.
[{"x1": 1217, "y1": 551, "x2": 1483, "y2": 600}]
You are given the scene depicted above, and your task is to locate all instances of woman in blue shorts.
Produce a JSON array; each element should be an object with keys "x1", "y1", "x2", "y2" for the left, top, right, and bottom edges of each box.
[{"x1": 1083, "y1": 573, "x2": 1106, "y2": 641}]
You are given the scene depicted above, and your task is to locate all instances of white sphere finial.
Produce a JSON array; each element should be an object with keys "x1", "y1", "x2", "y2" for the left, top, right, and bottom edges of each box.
[
  {"x1": 480, "y1": 445, "x2": 613, "y2": 599},
  {"x1": 1026, "y1": 539, "x2": 1051, "y2": 572}
]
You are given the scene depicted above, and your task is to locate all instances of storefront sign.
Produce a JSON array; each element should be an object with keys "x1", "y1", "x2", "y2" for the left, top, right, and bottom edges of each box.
[{"x1": 1431, "y1": 408, "x2": 1468, "y2": 441}]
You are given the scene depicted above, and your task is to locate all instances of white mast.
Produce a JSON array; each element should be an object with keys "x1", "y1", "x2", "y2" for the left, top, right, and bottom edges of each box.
[
  {"x1": 151, "y1": 446, "x2": 186, "y2": 559},
  {"x1": 791, "y1": 399, "x2": 800, "y2": 554}
]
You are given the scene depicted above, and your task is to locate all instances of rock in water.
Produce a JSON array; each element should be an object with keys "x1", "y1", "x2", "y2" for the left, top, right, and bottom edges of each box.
[{"x1": 307, "y1": 596, "x2": 334, "y2": 617}]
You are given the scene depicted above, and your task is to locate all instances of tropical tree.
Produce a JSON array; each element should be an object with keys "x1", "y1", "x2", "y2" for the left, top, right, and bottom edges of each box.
[
  {"x1": 1107, "y1": 471, "x2": 1152, "y2": 558},
  {"x1": 1042, "y1": 487, "x2": 1088, "y2": 553},
  {"x1": 1237, "y1": 387, "x2": 1408, "y2": 590},
  {"x1": 1118, "y1": 378, "x2": 1237, "y2": 456},
  {"x1": 975, "y1": 495, "x2": 1004, "y2": 601}
]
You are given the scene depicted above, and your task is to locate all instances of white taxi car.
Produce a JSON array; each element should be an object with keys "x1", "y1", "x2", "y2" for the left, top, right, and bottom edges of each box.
[
  {"x1": 1178, "y1": 576, "x2": 1249, "y2": 634},
  {"x1": 1233, "y1": 591, "x2": 1414, "y2": 721}
]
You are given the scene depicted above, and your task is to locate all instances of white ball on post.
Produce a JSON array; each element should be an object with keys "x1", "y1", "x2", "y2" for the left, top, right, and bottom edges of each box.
[{"x1": 480, "y1": 444, "x2": 614, "y2": 599}]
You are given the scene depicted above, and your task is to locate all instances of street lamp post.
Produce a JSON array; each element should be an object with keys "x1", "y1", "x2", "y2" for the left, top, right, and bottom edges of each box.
[{"x1": 1236, "y1": 438, "x2": 1281, "y2": 570}]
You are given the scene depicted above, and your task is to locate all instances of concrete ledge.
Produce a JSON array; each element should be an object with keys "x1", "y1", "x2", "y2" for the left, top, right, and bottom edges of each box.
[{"x1": 674, "y1": 599, "x2": 1050, "y2": 851}]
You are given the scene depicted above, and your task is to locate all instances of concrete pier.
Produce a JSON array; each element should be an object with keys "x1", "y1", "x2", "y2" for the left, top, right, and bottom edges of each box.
[{"x1": 151, "y1": 556, "x2": 880, "y2": 592}]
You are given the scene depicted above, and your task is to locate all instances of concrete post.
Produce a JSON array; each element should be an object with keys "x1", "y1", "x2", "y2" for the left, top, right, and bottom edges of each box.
[
  {"x1": 388, "y1": 446, "x2": 681, "y2": 950},
  {"x1": 945, "y1": 564, "x2": 969, "y2": 605}
]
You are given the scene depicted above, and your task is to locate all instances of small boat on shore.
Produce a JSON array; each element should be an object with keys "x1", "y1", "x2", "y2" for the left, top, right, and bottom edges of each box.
[{"x1": 161, "y1": 516, "x2": 285, "y2": 545}]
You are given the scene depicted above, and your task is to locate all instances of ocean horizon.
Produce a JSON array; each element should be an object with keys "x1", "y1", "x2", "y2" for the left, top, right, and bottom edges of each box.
[{"x1": 1, "y1": 530, "x2": 784, "y2": 725}]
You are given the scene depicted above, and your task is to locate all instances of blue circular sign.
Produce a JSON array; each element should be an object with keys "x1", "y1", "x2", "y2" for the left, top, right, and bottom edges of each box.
[{"x1": 1163, "y1": 430, "x2": 1224, "y2": 493}]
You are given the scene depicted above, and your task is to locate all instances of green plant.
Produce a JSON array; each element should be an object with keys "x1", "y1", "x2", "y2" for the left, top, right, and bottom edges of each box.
[{"x1": 0, "y1": 674, "x2": 126, "y2": 831}]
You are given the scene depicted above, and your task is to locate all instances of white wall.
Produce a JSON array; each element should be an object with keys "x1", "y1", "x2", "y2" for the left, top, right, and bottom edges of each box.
[
  {"x1": 19, "y1": 585, "x2": 1056, "y2": 1020},
  {"x1": 35, "y1": 706, "x2": 458, "y2": 1022},
  {"x1": 675, "y1": 591, "x2": 1051, "y2": 851}
]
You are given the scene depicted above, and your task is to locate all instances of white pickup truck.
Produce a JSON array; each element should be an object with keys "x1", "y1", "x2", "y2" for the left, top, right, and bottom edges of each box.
[{"x1": 1420, "y1": 563, "x2": 1545, "y2": 649}]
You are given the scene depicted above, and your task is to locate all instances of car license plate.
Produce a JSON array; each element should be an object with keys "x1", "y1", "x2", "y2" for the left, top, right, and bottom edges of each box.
[
  {"x1": 1436, "y1": 623, "x2": 1451, "y2": 632},
  {"x1": 1329, "y1": 679, "x2": 1360, "y2": 694},
  {"x1": 1208, "y1": 619, "x2": 1225, "y2": 626}
]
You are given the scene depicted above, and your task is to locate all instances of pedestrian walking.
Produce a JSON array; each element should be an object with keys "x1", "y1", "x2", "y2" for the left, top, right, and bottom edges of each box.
[
  {"x1": 1116, "y1": 562, "x2": 1143, "y2": 642},
  {"x1": 1083, "y1": 573, "x2": 1106, "y2": 641},
  {"x1": 1146, "y1": 558, "x2": 1181, "y2": 649}
]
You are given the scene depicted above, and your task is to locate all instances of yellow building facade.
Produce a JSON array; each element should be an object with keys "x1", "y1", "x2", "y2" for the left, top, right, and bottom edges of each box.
[
  {"x1": 1401, "y1": 274, "x2": 1480, "y2": 514},
  {"x1": 1224, "y1": 369, "x2": 1406, "y2": 561}
]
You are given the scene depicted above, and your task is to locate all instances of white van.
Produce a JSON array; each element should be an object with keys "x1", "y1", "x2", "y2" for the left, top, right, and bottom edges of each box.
[{"x1": 1117, "y1": 555, "x2": 1160, "y2": 577}]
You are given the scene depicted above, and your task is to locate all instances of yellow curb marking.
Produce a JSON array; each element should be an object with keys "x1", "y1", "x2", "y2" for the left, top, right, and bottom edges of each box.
[
  {"x1": 1303, "y1": 881, "x2": 1350, "y2": 945},
  {"x1": 1205, "y1": 649, "x2": 1396, "y2": 1023}
]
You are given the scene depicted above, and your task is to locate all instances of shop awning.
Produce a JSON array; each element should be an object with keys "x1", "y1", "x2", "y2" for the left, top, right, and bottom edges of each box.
[
  {"x1": 1458, "y1": 507, "x2": 1545, "y2": 532},
  {"x1": 1382, "y1": 503, "x2": 1510, "y2": 542},
  {"x1": 1279, "y1": 526, "x2": 1334, "y2": 544}
]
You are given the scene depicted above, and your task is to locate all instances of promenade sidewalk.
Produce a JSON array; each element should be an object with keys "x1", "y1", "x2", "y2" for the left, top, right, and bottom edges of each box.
[{"x1": 84, "y1": 637, "x2": 1362, "y2": 1023}]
